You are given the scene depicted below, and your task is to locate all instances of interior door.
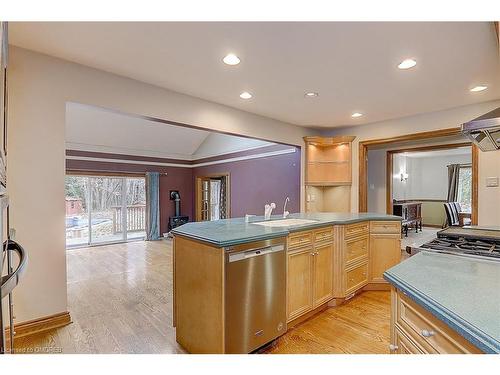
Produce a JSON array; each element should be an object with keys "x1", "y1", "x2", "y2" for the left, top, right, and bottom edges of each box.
[{"x1": 197, "y1": 177, "x2": 211, "y2": 221}]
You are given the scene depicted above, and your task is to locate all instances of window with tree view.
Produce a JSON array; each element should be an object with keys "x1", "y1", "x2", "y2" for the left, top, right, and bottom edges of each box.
[
  {"x1": 457, "y1": 166, "x2": 472, "y2": 213},
  {"x1": 65, "y1": 175, "x2": 146, "y2": 248}
]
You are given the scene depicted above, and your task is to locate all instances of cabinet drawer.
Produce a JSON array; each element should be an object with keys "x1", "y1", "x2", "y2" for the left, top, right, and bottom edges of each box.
[
  {"x1": 345, "y1": 222, "x2": 369, "y2": 239},
  {"x1": 396, "y1": 292, "x2": 482, "y2": 354},
  {"x1": 314, "y1": 227, "x2": 334, "y2": 243},
  {"x1": 288, "y1": 231, "x2": 313, "y2": 250},
  {"x1": 393, "y1": 327, "x2": 425, "y2": 354},
  {"x1": 345, "y1": 262, "x2": 368, "y2": 294},
  {"x1": 345, "y1": 236, "x2": 368, "y2": 264},
  {"x1": 370, "y1": 221, "x2": 401, "y2": 234}
]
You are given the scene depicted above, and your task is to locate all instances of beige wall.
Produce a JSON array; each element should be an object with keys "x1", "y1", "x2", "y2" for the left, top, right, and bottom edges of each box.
[
  {"x1": 7, "y1": 47, "x2": 312, "y2": 322},
  {"x1": 323, "y1": 100, "x2": 500, "y2": 226}
]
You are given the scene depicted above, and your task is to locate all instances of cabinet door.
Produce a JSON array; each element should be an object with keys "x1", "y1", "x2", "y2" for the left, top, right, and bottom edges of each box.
[
  {"x1": 312, "y1": 242, "x2": 333, "y2": 307},
  {"x1": 287, "y1": 248, "x2": 313, "y2": 321},
  {"x1": 370, "y1": 234, "x2": 401, "y2": 283}
]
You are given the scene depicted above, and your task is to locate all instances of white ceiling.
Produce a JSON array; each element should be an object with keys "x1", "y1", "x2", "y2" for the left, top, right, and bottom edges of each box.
[
  {"x1": 65, "y1": 103, "x2": 274, "y2": 159},
  {"x1": 10, "y1": 22, "x2": 500, "y2": 128}
]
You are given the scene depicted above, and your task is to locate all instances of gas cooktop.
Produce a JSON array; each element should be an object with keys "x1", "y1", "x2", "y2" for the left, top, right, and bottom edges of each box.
[{"x1": 408, "y1": 227, "x2": 500, "y2": 259}]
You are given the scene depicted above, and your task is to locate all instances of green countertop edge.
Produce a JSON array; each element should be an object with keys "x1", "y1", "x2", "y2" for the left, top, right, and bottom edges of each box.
[
  {"x1": 172, "y1": 231, "x2": 288, "y2": 247},
  {"x1": 171, "y1": 213, "x2": 402, "y2": 248},
  {"x1": 384, "y1": 269, "x2": 500, "y2": 354}
]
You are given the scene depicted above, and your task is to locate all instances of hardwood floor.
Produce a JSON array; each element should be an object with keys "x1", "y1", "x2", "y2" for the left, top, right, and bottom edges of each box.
[
  {"x1": 15, "y1": 240, "x2": 185, "y2": 354},
  {"x1": 264, "y1": 292, "x2": 390, "y2": 354},
  {"x1": 14, "y1": 240, "x2": 392, "y2": 354}
]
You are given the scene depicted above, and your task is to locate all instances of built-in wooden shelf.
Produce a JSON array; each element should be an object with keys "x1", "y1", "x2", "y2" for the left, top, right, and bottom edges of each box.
[{"x1": 304, "y1": 136, "x2": 355, "y2": 213}]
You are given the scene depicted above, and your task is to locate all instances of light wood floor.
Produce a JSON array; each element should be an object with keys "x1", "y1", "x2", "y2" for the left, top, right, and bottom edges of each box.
[{"x1": 15, "y1": 240, "x2": 392, "y2": 354}]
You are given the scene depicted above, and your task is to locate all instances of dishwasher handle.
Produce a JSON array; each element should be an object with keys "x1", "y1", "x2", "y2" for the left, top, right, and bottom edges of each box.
[{"x1": 228, "y1": 244, "x2": 284, "y2": 263}]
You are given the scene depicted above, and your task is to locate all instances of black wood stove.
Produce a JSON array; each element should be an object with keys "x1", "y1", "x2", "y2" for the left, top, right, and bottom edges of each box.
[{"x1": 168, "y1": 190, "x2": 189, "y2": 230}]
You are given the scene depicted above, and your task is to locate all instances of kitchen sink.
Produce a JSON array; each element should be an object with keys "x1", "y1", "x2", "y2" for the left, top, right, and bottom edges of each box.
[{"x1": 251, "y1": 218, "x2": 319, "y2": 227}]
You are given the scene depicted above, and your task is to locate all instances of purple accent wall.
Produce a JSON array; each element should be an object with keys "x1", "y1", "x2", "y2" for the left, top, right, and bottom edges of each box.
[
  {"x1": 193, "y1": 148, "x2": 301, "y2": 217},
  {"x1": 158, "y1": 169, "x2": 193, "y2": 235}
]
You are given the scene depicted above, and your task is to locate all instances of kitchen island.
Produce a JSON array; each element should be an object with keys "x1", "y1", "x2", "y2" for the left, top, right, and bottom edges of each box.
[
  {"x1": 171, "y1": 212, "x2": 402, "y2": 353},
  {"x1": 384, "y1": 251, "x2": 500, "y2": 353}
]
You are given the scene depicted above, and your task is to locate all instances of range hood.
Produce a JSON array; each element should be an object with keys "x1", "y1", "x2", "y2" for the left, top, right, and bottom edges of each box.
[{"x1": 461, "y1": 107, "x2": 500, "y2": 151}]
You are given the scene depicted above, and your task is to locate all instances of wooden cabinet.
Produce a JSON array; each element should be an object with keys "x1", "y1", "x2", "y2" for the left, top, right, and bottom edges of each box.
[
  {"x1": 369, "y1": 221, "x2": 401, "y2": 284},
  {"x1": 369, "y1": 234, "x2": 401, "y2": 283},
  {"x1": 393, "y1": 202, "x2": 422, "y2": 236},
  {"x1": 393, "y1": 327, "x2": 425, "y2": 354},
  {"x1": 333, "y1": 224, "x2": 369, "y2": 298},
  {"x1": 345, "y1": 262, "x2": 368, "y2": 295},
  {"x1": 369, "y1": 220, "x2": 400, "y2": 234},
  {"x1": 345, "y1": 235, "x2": 369, "y2": 264},
  {"x1": 304, "y1": 136, "x2": 355, "y2": 214},
  {"x1": 304, "y1": 136, "x2": 355, "y2": 185},
  {"x1": 390, "y1": 287, "x2": 482, "y2": 354},
  {"x1": 288, "y1": 231, "x2": 313, "y2": 249},
  {"x1": 312, "y1": 241, "x2": 333, "y2": 307},
  {"x1": 287, "y1": 220, "x2": 402, "y2": 322},
  {"x1": 287, "y1": 228, "x2": 334, "y2": 322},
  {"x1": 287, "y1": 248, "x2": 314, "y2": 321}
]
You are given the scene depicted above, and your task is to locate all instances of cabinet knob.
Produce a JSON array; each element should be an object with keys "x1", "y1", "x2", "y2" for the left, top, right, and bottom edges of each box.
[
  {"x1": 421, "y1": 329, "x2": 435, "y2": 338},
  {"x1": 311, "y1": 253, "x2": 316, "y2": 256},
  {"x1": 389, "y1": 344, "x2": 398, "y2": 351}
]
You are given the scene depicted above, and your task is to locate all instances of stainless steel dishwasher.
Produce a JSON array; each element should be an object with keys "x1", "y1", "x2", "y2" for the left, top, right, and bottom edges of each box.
[{"x1": 225, "y1": 237, "x2": 287, "y2": 353}]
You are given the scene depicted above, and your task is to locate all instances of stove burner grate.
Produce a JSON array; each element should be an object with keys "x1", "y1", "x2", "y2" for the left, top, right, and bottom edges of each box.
[{"x1": 420, "y1": 236, "x2": 500, "y2": 259}]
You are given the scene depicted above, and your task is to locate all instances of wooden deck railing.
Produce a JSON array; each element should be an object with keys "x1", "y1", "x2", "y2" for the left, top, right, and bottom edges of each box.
[{"x1": 112, "y1": 205, "x2": 146, "y2": 233}]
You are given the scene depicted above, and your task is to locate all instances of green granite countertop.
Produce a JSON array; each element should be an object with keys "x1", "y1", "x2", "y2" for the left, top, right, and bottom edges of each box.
[
  {"x1": 384, "y1": 251, "x2": 500, "y2": 353},
  {"x1": 171, "y1": 212, "x2": 401, "y2": 247}
]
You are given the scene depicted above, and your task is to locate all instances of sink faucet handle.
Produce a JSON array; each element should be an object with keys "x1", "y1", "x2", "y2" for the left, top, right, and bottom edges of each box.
[{"x1": 264, "y1": 203, "x2": 276, "y2": 220}]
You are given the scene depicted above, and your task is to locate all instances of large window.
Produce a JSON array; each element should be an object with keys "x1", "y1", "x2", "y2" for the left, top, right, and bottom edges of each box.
[
  {"x1": 65, "y1": 175, "x2": 146, "y2": 248},
  {"x1": 457, "y1": 166, "x2": 472, "y2": 213}
]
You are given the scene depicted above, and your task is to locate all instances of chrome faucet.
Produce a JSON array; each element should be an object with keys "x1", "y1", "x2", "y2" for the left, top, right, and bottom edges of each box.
[
  {"x1": 264, "y1": 203, "x2": 276, "y2": 220},
  {"x1": 282, "y1": 197, "x2": 290, "y2": 218}
]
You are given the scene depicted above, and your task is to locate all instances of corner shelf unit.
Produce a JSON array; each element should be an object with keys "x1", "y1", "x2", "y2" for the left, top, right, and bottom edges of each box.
[{"x1": 304, "y1": 136, "x2": 355, "y2": 213}]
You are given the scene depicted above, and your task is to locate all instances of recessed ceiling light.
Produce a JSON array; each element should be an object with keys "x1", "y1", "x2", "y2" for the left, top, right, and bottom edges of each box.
[
  {"x1": 351, "y1": 112, "x2": 363, "y2": 118},
  {"x1": 223, "y1": 53, "x2": 240, "y2": 66},
  {"x1": 239, "y1": 91, "x2": 252, "y2": 99},
  {"x1": 398, "y1": 59, "x2": 417, "y2": 70},
  {"x1": 470, "y1": 85, "x2": 488, "y2": 92},
  {"x1": 304, "y1": 92, "x2": 319, "y2": 98}
]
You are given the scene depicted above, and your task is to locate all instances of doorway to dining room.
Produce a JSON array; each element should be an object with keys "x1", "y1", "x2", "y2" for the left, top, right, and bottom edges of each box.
[{"x1": 384, "y1": 143, "x2": 474, "y2": 230}]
